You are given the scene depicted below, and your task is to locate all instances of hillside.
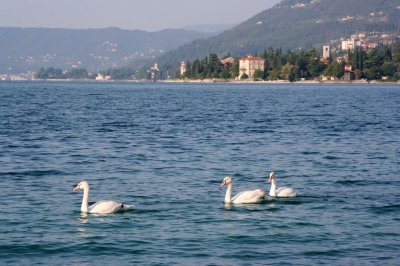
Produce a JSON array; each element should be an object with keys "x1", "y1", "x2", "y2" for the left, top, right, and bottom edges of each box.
[
  {"x1": 0, "y1": 27, "x2": 214, "y2": 73},
  {"x1": 152, "y1": 0, "x2": 400, "y2": 67},
  {"x1": 179, "y1": 24, "x2": 236, "y2": 33}
]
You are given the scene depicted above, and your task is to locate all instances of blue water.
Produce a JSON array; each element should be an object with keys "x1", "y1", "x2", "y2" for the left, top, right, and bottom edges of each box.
[{"x1": 0, "y1": 81, "x2": 399, "y2": 265}]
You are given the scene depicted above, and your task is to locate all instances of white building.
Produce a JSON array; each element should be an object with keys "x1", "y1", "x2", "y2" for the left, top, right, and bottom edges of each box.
[
  {"x1": 239, "y1": 56, "x2": 265, "y2": 79},
  {"x1": 95, "y1": 74, "x2": 111, "y2": 81},
  {"x1": 180, "y1": 61, "x2": 186, "y2": 76},
  {"x1": 342, "y1": 38, "x2": 361, "y2": 50}
]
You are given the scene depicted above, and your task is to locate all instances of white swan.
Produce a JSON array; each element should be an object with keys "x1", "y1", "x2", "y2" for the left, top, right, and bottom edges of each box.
[
  {"x1": 221, "y1": 176, "x2": 265, "y2": 204},
  {"x1": 73, "y1": 181, "x2": 132, "y2": 214},
  {"x1": 268, "y1": 172, "x2": 298, "y2": 197}
]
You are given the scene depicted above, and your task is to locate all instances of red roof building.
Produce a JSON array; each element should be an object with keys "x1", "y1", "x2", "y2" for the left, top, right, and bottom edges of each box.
[{"x1": 239, "y1": 55, "x2": 265, "y2": 79}]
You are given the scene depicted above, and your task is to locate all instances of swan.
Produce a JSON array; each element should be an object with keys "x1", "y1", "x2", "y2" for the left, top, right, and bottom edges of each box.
[
  {"x1": 220, "y1": 176, "x2": 265, "y2": 204},
  {"x1": 268, "y1": 172, "x2": 298, "y2": 197},
  {"x1": 73, "y1": 181, "x2": 132, "y2": 214}
]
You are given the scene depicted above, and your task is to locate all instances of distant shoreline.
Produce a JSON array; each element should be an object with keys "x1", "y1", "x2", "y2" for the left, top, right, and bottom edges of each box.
[{"x1": 4, "y1": 79, "x2": 399, "y2": 85}]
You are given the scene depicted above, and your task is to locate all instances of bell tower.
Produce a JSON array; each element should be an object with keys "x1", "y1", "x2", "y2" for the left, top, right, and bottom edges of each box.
[{"x1": 323, "y1": 45, "x2": 330, "y2": 59}]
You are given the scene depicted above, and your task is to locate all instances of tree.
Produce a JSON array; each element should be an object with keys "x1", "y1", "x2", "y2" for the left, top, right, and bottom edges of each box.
[
  {"x1": 253, "y1": 69, "x2": 265, "y2": 81},
  {"x1": 241, "y1": 73, "x2": 249, "y2": 79},
  {"x1": 280, "y1": 63, "x2": 294, "y2": 81},
  {"x1": 354, "y1": 69, "x2": 362, "y2": 80},
  {"x1": 323, "y1": 63, "x2": 334, "y2": 78},
  {"x1": 307, "y1": 59, "x2": 319, "y2": 77},
  {"x1": 393, "y1": 43, "x2": 400, "y2": 63},
  {"x1": 208, "y1": 53, "x2": 220, "y2": 74},
  {"x1": 268, "y1": 68, "x2": 280, "y2": 81},
  {"x1": 332, "y1": 63, "x2": 344, "y2": 79},
  {"x1": 146, "y1": 71, "x2": 152, "y2": 80},
  {"x1": 220, "y1": 69, "x2": 231, "y2": 81},
  {"x1": 34, "y1": 67, "x2": 46, "y2": 79},
  {"x1": 230, "y1": 59, "x2": 240, "y2": 78},
  {"x1": 380, "y1": 62, "x2": 395, "y2": 77},
  {"x1": 184, "y1": 60, "x2": 191, "y2": 78},
  {"x1": 363, "y1": 68, "x2": 377, "y2": 81},
  {"x1": 364, "y1": 48, "x2": 383, "y2": 70}
]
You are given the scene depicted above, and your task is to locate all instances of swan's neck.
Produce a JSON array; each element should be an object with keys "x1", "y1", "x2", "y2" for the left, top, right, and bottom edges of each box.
[
  {"x1": 225, "y1": 183, "x2": 232, "y2": 203},
  {"x1": 81, "y1": 187, "x2": 89, "y2": 212},
  {"x1": 269, "y1": 179, "x2": 277, "y2": 197}
]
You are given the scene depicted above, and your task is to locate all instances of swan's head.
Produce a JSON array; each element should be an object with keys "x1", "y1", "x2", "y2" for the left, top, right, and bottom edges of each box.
[
  {"x1": 73, "y1": 181, "x2": 89, "y2": 191},
  {"x1": 221, "y1": 176, "x2": 232, "y2": 187},
  {"x1": 268, "y1": 172, "x2": 276, "y2": 183}
]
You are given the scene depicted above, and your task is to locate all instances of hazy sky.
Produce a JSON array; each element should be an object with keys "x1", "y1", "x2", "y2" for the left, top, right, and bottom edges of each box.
[{"x1": 0, "y1": 0, "x2": 281, "y2": 31}]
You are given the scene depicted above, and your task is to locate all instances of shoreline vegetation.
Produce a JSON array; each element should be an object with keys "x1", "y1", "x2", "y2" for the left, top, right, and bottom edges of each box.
[{"x1": 28, "y1": 45, "x2": 400, "y2": 84}]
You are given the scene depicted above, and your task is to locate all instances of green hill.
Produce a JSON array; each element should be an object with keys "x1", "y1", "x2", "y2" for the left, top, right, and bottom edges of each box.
[{"x1": 152, "y1": 0, "x2": 400, "y2": 66}]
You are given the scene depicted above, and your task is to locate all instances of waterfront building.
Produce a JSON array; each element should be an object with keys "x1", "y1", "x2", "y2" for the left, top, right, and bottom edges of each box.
[
  {"x1": 180, "y1": 62, "x2": 186, "y2": 76},
  {"x1": 239, "y1": 56, "x2": 265, "y2": 79}
]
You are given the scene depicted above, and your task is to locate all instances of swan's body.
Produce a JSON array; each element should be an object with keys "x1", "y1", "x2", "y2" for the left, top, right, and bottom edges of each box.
[
  {"x1": 268, "y1": 172, "x2": 298, "y2": 197},
  {"x1": 221, "y1": 176, "x2": 265, "y2": 204},
  {"x1": 73, "y1": 181, "x2": 132, "y2": 214}
]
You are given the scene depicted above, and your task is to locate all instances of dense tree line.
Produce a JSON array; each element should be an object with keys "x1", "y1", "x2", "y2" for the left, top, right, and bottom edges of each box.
[
  {"x1": 340, "y1": 43, "x2": 400, "y2": 80},
  {"x1": 181, "y1": 53, "x2": 236, "y2": 80},
  {"x1": 180, "y1": 48, "x2": 326, "y2": 81},
  {"x1": 180, "y1": 43, "x2": 400, "y2": 82}
]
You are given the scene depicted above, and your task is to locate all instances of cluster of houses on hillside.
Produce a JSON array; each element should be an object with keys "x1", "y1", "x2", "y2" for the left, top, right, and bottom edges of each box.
[{"x1": 340, "y1": 32, "x2": 397, "y2": 51}]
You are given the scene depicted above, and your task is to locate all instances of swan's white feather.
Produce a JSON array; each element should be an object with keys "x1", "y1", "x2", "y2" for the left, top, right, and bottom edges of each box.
[
  {"x1": 275, "y1": 187, "x2": 297, "y2": 198},
  {"x1": 231, "y1": 189, "x2": 266, "y2": 204},
  {"x1": 269, "y1": 172, "x2": 298, "y2": 198},
  {"x1": 221, "y1": 176, "x2": 265, "y2": 204},
  {"x1": 73, "y1": 181, "x2": 132, "y2": 214},
  {"x1": 88, "y1": 200, "x2": 127, "y2": 214}
]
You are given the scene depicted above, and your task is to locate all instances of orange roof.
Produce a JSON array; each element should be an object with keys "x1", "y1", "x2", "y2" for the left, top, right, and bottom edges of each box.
[{"x1": 240, "y1": 56, "x2": 264, "y2": 61}]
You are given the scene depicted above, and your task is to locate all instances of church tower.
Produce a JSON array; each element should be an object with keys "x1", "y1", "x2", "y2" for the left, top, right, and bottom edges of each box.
[
  {"x1": 323, "y1": 45, "x2": 330, "y2": 59},
  {"x1": 180, "y1": 61, "x2": 186, "y2": 75}
]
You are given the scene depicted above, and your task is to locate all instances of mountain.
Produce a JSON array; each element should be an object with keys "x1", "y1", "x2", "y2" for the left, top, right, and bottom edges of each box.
[
  {"x1": 179, "y1": 24, "x2": 236, "y2": 33},
  {"x1": 0, "y1": 27, "x2": 214, "y2": 73},
  {"x1": 151, "y1": 0, "x2": 400, "y2": 67}
]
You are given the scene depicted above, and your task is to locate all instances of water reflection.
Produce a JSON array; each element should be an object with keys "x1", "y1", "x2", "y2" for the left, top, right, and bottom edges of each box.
[
  {"x1": 267, "y1": 202, "x2": 277, "y2": 216},
  {"x1": 223, "y1": 203, "x2": 232, "y2": 210},
  {"x1": 77, "y1": 212, "x2": 90, "y2": 223}
]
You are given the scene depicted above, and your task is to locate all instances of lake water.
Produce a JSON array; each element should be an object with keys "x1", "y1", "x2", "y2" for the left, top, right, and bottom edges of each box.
[{"x1": 0, "y1": 81, "x2": 399, "y2": 265}]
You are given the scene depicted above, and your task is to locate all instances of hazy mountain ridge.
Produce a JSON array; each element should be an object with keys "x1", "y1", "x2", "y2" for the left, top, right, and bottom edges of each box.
[
  {"x1": 0, "y1": 27, "x2": 214, "y2": 73},
  {"x1": 179, "y1": 24, "x2": 237, "y2": 33}
]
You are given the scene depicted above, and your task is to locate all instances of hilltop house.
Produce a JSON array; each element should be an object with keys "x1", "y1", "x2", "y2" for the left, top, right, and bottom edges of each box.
[
  {"x1": 239, "y1": 56, "x2": 265, "y2": 79},
  {"x1": 342, "y1": 37, "x2": 361, "y2": 50}
]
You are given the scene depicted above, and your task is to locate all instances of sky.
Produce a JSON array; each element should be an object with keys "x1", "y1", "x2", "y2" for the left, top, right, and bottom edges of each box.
[{"x1": 0, "y1": 0, "x2": 281, "y2": 32}]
